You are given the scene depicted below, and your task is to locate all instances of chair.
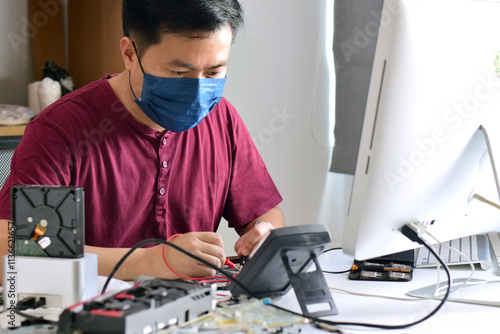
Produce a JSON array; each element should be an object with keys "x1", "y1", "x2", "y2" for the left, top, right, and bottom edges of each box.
[{"x1": 0, "y1": 135, "x2": 22, "y2": 190}]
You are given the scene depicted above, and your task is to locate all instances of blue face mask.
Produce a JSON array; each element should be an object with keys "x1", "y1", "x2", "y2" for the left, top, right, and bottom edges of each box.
[{"x1": 130, "y1": 43, "x2": 226, "y2": 133}]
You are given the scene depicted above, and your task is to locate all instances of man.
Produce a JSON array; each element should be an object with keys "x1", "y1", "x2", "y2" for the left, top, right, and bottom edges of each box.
[{"x1": 0, "y1": 0, "x2": 284, "y2": 281}]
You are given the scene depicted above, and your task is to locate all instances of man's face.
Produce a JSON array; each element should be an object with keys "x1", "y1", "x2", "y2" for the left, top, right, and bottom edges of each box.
[{"x1": 137, "y1": 24, "x2": 233, "y2": 80}]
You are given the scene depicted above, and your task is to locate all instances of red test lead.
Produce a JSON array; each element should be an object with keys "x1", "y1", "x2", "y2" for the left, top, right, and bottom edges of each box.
[{"x1": 224, "y1": 258, "x2": 235, "y2": 268}]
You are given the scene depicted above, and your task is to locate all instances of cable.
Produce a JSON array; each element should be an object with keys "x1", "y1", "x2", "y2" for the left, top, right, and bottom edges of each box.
[
  {"x1": 328, "y1": 286, "x2": 431, "y2": 302},
  {"x1": 269, "y1": 224, "x2": 452, "y2": 330},
  {"x1": 323, "y1": 269, "x2": 352, "y2": 274},
  {"x1": 14, "y1": 310, "x2": 58, "y2": 326},
  {"x1": 101, "y1": 238, "x2": 256, "y2": 298},
  {"x1": 322, "y1": 247, "x2": 343, "y2": 253},
  {"x1": 320, "y1": 247, "x2": 352, "y2": 274},
  {"x1": 423, "y1": 229, "x2": 475, "y2": 296},
  {"x1": 472, "y1": 193, "x2": 500, "y2": 211},
  {"x1": 13, "y1": 297, "x2": 57, "y2": 326},
  {"x1": 103, "y1": 229, "x2": 450, "y2": 331}
]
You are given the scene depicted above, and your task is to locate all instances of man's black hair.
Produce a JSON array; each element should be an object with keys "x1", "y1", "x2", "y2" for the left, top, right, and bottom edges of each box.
[{"x1": 123, "y1": 0, "x2": 244, "y2": 56}]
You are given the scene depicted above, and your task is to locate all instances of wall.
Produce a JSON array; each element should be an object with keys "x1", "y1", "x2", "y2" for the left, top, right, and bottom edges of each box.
[
  {"x1": 0, "y1": 0, "x2": 34, "y2": 106},
  {"x1": 220, "y1": 0, "x2": 349, "y2": 254}
]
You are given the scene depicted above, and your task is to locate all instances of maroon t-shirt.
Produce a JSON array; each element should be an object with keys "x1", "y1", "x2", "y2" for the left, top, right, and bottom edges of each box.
[{"x1": 0, "y1": 76, "x2": 282, "y2": 248}]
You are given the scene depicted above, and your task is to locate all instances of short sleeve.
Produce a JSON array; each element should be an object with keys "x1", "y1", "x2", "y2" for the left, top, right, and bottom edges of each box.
[
  {"x1": 222, "y1": 106, "x2": 282, "y2": 227},
  {"x1": 0, "y1": 121, "x2": 73, "y2": 220}
]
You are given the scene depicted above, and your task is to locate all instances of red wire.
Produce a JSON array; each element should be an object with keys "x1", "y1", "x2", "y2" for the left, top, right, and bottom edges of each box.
[{"x1": 162, "y1": 233, "x2": 234, "y2": 281}]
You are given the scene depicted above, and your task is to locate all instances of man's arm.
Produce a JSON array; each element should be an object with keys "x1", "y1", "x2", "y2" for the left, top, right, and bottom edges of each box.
[
  {"x1": 0, "y1": 218, "x2": 159, "y2": 282},
  {"x1": 0, "y1": 218, "x2": 227, "y2": 282},
  {"x1": 233, "y1": 205, "x2": 285, "y2": 258},
  {"x1": 85, "y1": 232, "x2": 227, "y2": 280}
]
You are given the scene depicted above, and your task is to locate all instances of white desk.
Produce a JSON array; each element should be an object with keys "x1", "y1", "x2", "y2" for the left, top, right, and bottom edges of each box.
[
  {"x1": 273, "y1": 249, "x2": 500, "y2": 333},
  {"x1": 1, "y1": 251, "x2": 499, "y2": 333}
]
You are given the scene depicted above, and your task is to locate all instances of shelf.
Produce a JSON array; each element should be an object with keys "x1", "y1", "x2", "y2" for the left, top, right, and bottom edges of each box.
[{"x1": 0, "y1": 125, "x2": 26, "y2": 136}]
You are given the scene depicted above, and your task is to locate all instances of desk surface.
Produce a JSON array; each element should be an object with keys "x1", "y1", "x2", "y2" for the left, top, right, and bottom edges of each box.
[
  {"x1": 294, "y1": 250, "x2": 500, "y2": 333},
  {"x1": 1, "y1": 250, "x2": 500, "y2": 333}
]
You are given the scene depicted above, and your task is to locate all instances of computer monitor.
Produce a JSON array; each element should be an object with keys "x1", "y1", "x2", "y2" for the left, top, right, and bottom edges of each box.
[{"x1": 343, "y1": 0, "x2": 500, "y2": 261}]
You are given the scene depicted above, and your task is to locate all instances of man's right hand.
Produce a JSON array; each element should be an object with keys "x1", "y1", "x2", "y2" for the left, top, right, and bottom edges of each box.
[
  {"x1": 147, "y1": 232, "x2": 226, "y2": 279},
  {"x1": 85, "y1": 231, "x2": 227, "y2": 281}
]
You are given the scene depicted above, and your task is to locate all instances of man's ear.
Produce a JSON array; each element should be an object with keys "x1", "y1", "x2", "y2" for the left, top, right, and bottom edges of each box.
[{"x1": 120, "y1": 37, "x2": 136, "y2": 72}]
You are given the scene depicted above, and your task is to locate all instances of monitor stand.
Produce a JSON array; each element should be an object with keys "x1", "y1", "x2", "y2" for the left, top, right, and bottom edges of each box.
[
  {"x1": 282, "y1": 250, "x2": 338, "y2": 317},
  {"x1": 454, "y1": 125, "x2": 500, "y2": 234}
]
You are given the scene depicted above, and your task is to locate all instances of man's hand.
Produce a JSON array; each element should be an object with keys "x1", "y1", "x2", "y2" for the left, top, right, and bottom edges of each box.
[
  {"x1": 234, "y1": 205, "x2": 285, "y2": 258},
  {"x1": 85, "y1": 231, "x2": 227, "y2": 281},
  {"x1": 158, "y1": 232, "x2": 226, "y2": 278},
  {"x1": 234, "y1": 221, "x2": 274, "y2": 258}
]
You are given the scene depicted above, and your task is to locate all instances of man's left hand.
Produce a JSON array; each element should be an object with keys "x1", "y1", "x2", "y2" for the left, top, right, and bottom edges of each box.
[
  {"x1": 234, "y1": 221, "x2": 274, "y2": 258},
  {"x1": 233, "y1": 205, "x2": 285, "y2": 258}
]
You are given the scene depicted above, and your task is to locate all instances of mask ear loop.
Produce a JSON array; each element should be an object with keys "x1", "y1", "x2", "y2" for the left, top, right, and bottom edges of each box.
[
  {"x1": 129, "y1": 71, "x2": 138, "y2": 100},
  {"x1": 132, "y1": 41, "x2": 145, "y2": 73},
  {"x1": 129, "y1": 41, "x2": 145, "y2": 100}
]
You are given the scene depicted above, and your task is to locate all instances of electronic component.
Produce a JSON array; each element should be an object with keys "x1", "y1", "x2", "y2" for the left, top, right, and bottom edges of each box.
[
  {"x1": 57, "y1": 277, "x2": 214, "y2": 334},
  {"x1": 348, "y1": 250, "x2": 414, "y2": 282},
  {"x1": 349, "y1": 262, "x2": 413, "y2": 281},
  {"x1": 11, "y1": 185, "x2": 84, "y2": 258},
  {"x1": 174, "y1": 298, "x2": 309, "y2": 333},
  {"x1": 3, "y1": 253, "x2": 98, "y2": 313},
  {"x1": 229, "y1": 225, "x2": 338, "y2": 318}
]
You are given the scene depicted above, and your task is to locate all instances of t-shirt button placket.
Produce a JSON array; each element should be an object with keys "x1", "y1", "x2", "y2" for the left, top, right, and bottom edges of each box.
[{"x1": 159, "y1": 136, "x2": 168, "y2": 197}]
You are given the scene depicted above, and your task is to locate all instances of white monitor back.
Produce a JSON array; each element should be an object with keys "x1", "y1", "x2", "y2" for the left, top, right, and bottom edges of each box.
[{"x1": 343, "y1": 0, "x2": 500, "y2": 260}]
